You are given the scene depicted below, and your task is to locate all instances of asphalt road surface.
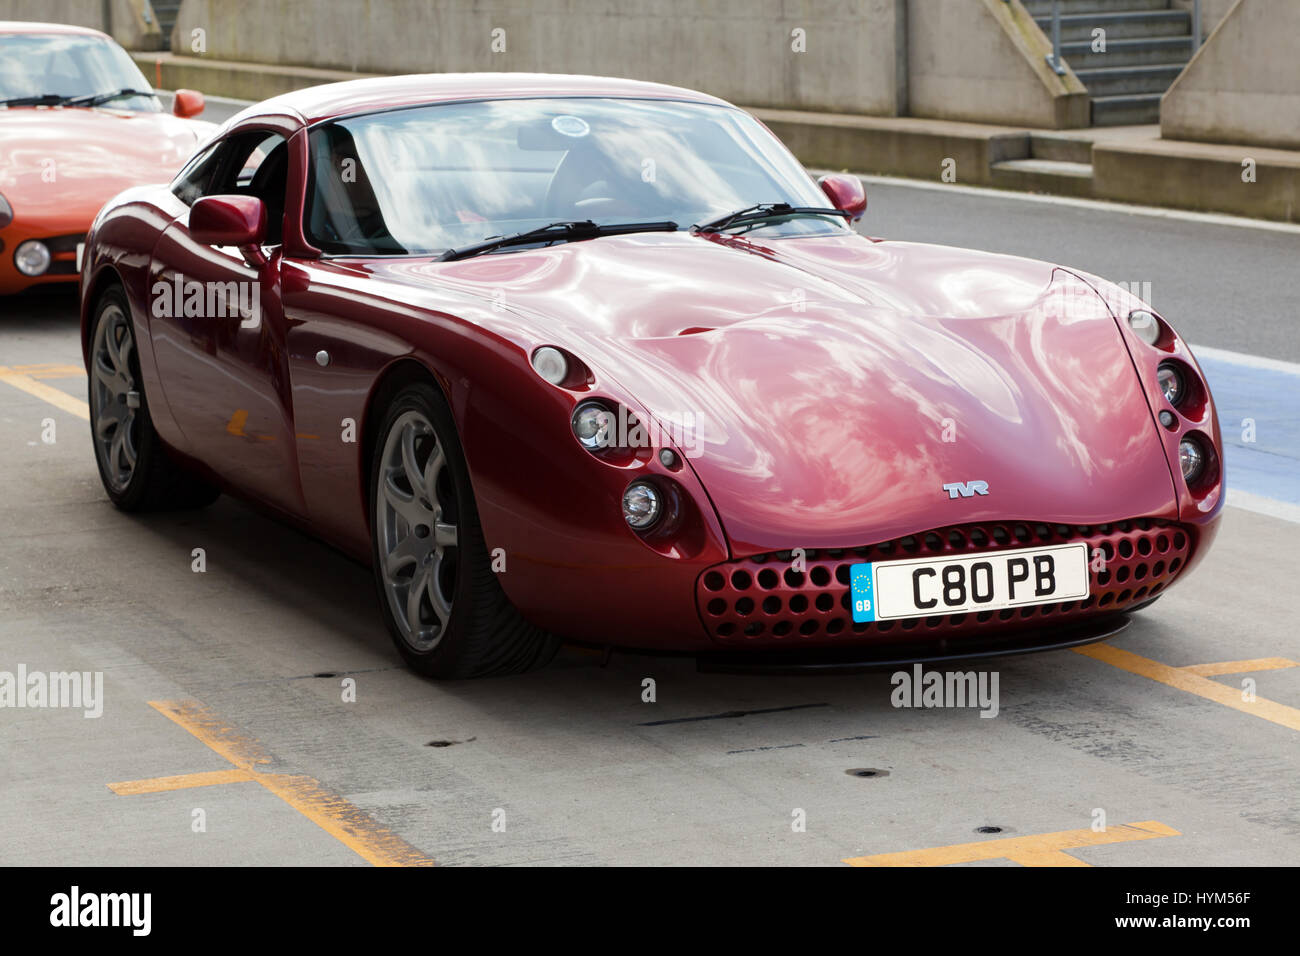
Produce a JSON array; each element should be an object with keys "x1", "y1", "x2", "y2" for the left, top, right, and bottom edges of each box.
[{"x1": 1, "y1": 125, "x2": 1297, "y2": 865}]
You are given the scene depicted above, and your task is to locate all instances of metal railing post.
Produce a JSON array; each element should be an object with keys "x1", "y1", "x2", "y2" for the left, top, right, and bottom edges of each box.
[
  {"x1": 1046, "y1": 0, "x2": 1066, "y2": 75},
  {"x1": 1192, "y1": 0, "x2": 1202, "y2": 53}
]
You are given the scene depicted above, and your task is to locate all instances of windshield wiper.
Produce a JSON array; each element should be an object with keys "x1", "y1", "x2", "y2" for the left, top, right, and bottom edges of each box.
[
  {"x1": 0, "y1": 93, "x2": 74, "y2": 107},
  {"x1": 64, "y1": 88, "x2": 156, "y2": 107},
  {"x1": 438, "y1": 219, "x2": 678, "y2": 262},
  {"x1": 693, "y1": 202, "x2": 850, "y2": 234}
]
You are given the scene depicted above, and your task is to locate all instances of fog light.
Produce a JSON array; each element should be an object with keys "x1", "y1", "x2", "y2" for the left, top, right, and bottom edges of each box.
[
  {"x1": 1157, "y1": 363, "x2": 1183, "y2": 406},
  {"x1": 15, "y1": 240, "x2": 50, "y2": 277},
  {"x1": 622, "y1": 481, "x2": 661, "y2": 529},
  {"x1": 531, "y1": 346, "x2": 568, "y2": 385},
  {"x1": 1127, "y1": 310, "x2": 1160, "y2": 345},
  {"x1": 1178, "y1": 437, "x2": 1205, "y2": 483},
  {"x1": 572, "y1": 401, "x2": 612, "y2": 451}
]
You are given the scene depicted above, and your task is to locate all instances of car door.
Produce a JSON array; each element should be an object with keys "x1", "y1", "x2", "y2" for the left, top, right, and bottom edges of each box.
[{"x1": 149, "y1": 122, "x2": 306, "y2": 517}]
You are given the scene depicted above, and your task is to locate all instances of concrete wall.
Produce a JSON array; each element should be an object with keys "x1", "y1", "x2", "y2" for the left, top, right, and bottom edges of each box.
[
  {"x1": 0, "y1": 0, "x2": 162, "y2": 49},
  {"x1": 908, "y1": 0, "x2": 1089, "y2": 128},
  {"x1": 1162, "y1": 0, "x2": 1300, "y2": 151},
  {"x1": 170, "y1": 0, "x2": 907, "y2": 116}
]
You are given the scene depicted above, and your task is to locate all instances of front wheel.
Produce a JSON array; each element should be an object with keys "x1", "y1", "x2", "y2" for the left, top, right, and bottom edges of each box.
[
  {"x1": 87, "y1": 287, "x2": 219, "y2": 512},
  {"x1": 369, "y1": 381, "x2": 558, "y2": 678}
]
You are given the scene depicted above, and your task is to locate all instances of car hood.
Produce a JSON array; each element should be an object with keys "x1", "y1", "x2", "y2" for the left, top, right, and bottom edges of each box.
[
  {"x1": 0, "y1": 108, "x2": 212, "y2": 230},
  {"x1": 383, "y1": 232, "x2": 1178, "y2": 554}
]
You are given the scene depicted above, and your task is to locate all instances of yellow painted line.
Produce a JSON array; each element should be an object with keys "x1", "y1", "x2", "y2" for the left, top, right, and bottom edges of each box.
[
  {"x1": 0, "y1": 366, "x2": 89, "y2": 420},
  {"x1": 109, "y1": 768, "x2": 254, "y2": 794},
  {"x1": 10, "y1": 363, "x2": 86, "y2": 379},
  {"x1": 1182, "y1": 657, "x2": 1298, "y2": 677},
  {"x1": 130, "y1": 700, "x2": 434, "y2": 867},
  {"x1": 1075, "y1": 644, "x2": 1300, "y2": 732},
  {"x1": 843, "y1": 821, "x2": 1179, "y2": 867}
]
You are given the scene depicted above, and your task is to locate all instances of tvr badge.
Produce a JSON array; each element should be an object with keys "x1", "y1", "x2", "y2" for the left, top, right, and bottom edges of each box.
[{"x1": 942, "y1": 480, "x2": 989, "y2": 499}]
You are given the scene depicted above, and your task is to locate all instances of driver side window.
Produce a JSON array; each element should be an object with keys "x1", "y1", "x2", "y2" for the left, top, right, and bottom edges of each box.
[{"x1": 173, "y1": 130, "x2": 289, "y2": 245}]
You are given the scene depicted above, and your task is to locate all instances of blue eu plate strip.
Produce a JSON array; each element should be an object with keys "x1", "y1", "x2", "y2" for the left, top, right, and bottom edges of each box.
[{"x1": 850, "y1": 563, "x2": 876, "y2": 623}]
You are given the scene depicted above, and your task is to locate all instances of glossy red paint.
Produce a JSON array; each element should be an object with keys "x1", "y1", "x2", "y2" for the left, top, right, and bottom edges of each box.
[
  {"x1": 817, "y1": 173, "x2": 868, "y2": 221},
  {"x1": 80, "y1": 73, "x2": 1223, "y2": 657},
  {"x1": 0, "y1": 22, "x2": 216, "y2": 295},
  {"x1": 190, "y1": 195, "x2": 266, "y2": 247},
  {"x1": 171, "y1": 89, "x2": 205, "y2": 119}
]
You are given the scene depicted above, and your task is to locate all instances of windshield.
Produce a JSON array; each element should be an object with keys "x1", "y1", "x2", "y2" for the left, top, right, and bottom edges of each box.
[
  {"x1": 0, "y1": 33, "x2": 158, "y2": 111},
  {"x1": 304, "y1": 97, "x2": 845, "y2": 256}
]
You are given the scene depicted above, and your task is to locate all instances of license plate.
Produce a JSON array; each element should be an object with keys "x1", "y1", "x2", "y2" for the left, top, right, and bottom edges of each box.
[
  {"x1": 76, "y1": 243, "x2": 85, "y2": 271},
  {"x1": 850, "y1": 543, "x2": 1089, "y2": 623}
]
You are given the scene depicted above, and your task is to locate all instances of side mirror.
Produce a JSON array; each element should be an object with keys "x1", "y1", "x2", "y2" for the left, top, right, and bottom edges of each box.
[
  {"x1": 818, "y1": 173, "x2": 867, "y2": 222},
  {"x1": 172, "y1": 89, "x2": 205, "y2": 118},
  {"x1": 191, "y1": 195, "x2": 267, "y2": 264}
]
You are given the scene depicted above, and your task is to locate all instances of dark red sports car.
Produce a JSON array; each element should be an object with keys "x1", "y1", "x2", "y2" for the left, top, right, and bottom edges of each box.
[{"x1": 80, "y1": 73, "x2": 1223, "y2": 677}]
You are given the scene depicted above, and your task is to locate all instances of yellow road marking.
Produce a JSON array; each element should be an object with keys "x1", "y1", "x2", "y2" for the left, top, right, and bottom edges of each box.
[
  {"x1": 0, "y1": 366, "x2": 89, "y2": 420},
  {"x1": 1075, "y1": 644, "x2": 1300, "y2": 732},
  {"x1": 109, "y1": 768, "x2": 254, "y2": 794},
  {"x1": 112, "y1": 700, "x2": 434, "y2": 867},
  {"x1": 8, "y1": 363, "x2": 86, "y2": 379},
  {"x1": 1181, "y1": 657, "x2": 1298, "y2": 677},
  {"x1": 225, "y1": 409, "x2": 249, "y2": 436},
  {"x1": 843, "y1": 821, "x2": 1179, "y2": 867}
]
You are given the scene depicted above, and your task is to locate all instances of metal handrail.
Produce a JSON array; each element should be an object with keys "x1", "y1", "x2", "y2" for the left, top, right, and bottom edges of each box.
[{"x1": 1007, "y1": 0, "x2": 1203, "y2": 74}]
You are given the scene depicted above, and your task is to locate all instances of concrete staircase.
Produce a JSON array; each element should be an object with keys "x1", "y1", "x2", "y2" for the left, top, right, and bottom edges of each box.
[
  {"x1": 151, "y1": 0, "x2": 184, "y2": 49},
  {"x1": 1022, "y1": 0, "x2": 1196, "y2": 126}
]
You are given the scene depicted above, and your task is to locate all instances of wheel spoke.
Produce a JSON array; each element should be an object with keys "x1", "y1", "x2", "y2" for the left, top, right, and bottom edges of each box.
[
  {"x1": 95, "y1": 409, "x2": 118, "y2": 438},
  {"x1": 427, "y1": 553, "x2": 452, "y2": 620},
  {"x1": 120, "y1": 421, "x2": 138, "y2": 467},
  {"x1": 423, "y1": 445, "x2": 444, "y2": 508},
  {"x1": 400, "y1": 424, "x2": 425, "y2": 503},
  {"x1": 406, "y1": 565, "x2": 430, "y2": 630},
  {"x1": 383, "y1": 473, "x2": 426, "y2": 528},
  {"x1": 114, "y1": 326, "x2": 133, "y2": 377},
  {"x1": 384, "y1": 534, "x2": 421, "y2": 576}
]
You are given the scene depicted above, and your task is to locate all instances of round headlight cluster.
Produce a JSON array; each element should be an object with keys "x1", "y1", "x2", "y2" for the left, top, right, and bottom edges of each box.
[
  {"x1": 1156, "y1": 363, "x2": 1184, "y2": 406},
  {"x1": 15, "y1": 240, "x2": 51, "y2": 277},
  {"x1": 0, "y1": 193, "x2": 13, "y2": 229},
  {"x1": 622, "y1": 480, "x2": 661, "y2": 529},
  {"x1": 1178, "y1": 437, "x2": 1205, "y2": 483},
  {"x1": 572, "y1": 401, "x2": 612, "y2": 451},
  {"x1": 1127, "y1": 310, "x2": 1160, "y2": 346}
]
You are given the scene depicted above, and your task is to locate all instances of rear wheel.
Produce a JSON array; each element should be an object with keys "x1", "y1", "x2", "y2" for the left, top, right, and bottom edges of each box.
[
  {"x1": 369, "y1": 380, "x2": 558, "y2": 678},
  {"x1": 87, "y1": 287, "x2": 219, "y2": 511}
]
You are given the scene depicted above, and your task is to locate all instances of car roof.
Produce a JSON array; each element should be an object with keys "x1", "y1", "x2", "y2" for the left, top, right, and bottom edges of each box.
[
  {"x1": 230, "y1": 72, "x2": 734, "y2": 127},
  {"x1": 0, "y1": 21, "x2": 108, "y2": 37}
]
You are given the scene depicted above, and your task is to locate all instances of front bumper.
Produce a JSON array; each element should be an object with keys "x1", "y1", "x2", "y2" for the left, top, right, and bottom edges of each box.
[
  {"x1": 697, "y1": 516, "x2": 1198, "y2": 648},
  {"x1": 0, "y1": 231, "x2": 85, "y2": 294}
]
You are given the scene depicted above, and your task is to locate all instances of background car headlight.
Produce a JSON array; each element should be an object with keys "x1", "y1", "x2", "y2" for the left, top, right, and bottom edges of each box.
[
  {"x1": 1127, "y1": 310, "x2": 1160, "y2": 345},
  {"x1": 14, "y1": 240, "x2": 51, "y2": 277},
  {"x1": 1178, "y1": 437, "x2": 1205, "y2": 483},
  {"x1": 531, "y1": 346, "x2": 568, "y2": 385},
  {"x1": 622, "y1": 480, "x2": 661, "y2": 529},
  {"x1": 572, "y1": 401, "x2": 612, "y2": 451},
  {"x1": 1157, "y1": 363, "x2": 1184, "y2": 405},
  {"x1": 0, "y1": 193, "x2": 12, "y2": 229}
]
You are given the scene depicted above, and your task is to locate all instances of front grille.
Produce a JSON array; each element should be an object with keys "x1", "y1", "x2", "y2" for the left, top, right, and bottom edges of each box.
[{"x1": 697, "y1": 518, "x2": 1193, "y2": 644}]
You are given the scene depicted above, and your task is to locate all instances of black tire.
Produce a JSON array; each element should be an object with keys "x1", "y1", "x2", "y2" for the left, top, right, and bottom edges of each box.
[
  {"x1": 87, "y1": 286, "x2": 220, "y2": 512},
  {"x1": 368, "y1": 379, "x2": 559, "y2": 678}
]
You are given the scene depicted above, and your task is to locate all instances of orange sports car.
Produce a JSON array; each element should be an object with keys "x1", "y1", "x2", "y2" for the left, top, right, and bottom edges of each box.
[{"x1": 0, "y1": 21, "x2": 214, "y2": 295}]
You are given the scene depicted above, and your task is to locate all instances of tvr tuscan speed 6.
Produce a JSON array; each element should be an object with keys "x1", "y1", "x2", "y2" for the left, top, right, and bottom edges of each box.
[{"x1": 79, "y1": 73, "x2": 1222, "y2": 677}]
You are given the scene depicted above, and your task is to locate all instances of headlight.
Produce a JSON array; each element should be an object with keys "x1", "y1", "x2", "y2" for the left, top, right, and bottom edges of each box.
[
  {"x1": 1157, "y1": 363, "x2": 1183, "y2": 406},
  {"x1": 0, "y1": 193, "x2": 12, "y2": 229},
  {"x1": 1178, "y1": 437, "x2": 1205, "y2": 483},
  {"x1": 622, "y1": 480, "x2": 661, "y2": 529},
  {"x1": 1127, "y1": 310, "x2": 1160, "y2": 346},
  {"x1": 572, "y1": 401, "x2": 612, "y2": 451},
  {"x1": 14, "y1": 240, "x2": 51, "y2": 277},
  {"x1": 531, "y1": 346, "x2": 568, "y2": 385}
]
